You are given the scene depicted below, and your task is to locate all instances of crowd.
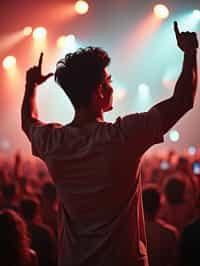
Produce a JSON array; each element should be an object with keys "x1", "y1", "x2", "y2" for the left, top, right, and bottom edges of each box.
[
  {"x1": 0, "y1": 147, "x2": 199, "y2": 266},
  {"x1": 0, "y1": 151, "x2": 57, "y2": 266}
]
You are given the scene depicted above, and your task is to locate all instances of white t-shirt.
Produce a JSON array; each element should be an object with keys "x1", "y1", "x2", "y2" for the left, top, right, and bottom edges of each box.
[{"x1": 27, "y1": 108, "x2": 164, "y2": 266}]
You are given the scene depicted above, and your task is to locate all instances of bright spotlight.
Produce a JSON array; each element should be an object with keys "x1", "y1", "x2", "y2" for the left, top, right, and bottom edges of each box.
[
  {"x1": 57, "y1": 36, "x2": 68, "y2": 49},
  {"x1": 188, "y1": 145, "x2": 197, "y2": 156},
  {"x1": 113, "y1": 88, "x2": 126, "y2": 102},
  {"x1": 33, "y1": 27, "x2": 47, "y2": 40},
  {"x1": 57, "y1": 34, "x2": 77, "y2": 52},
  {"x1": 75, "y1": 1, "x2": 89, "y2": 15},
  {"x1": 23, "y1": 26, "x2": 32, "y2": 36},
  {"x1": 2, "y1": 56, "x2": 16, "y2": 70},
  {"x1": 65, "y1": 34, "x2": 76, "y2": 43},
  {"x1": 57, "y1": 35, "x2": 75, "y2": 48},
  {"x1": 154, "y1": 4, "x2": 169, "y2": 19},
  {"x1": 193, "y1": 10, "x2": 200, "y2": 20},
  {"x1": 138, "y1": 83, "x2": 150, "y2": 96},
  {"x1": 169, "y1": 129, "x2": 180, "y2": 142}
]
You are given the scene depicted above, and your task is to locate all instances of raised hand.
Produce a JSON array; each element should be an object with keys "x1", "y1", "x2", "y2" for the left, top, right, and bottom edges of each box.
[
  {"x1": 26, "y1": 52, "x2": 53, "y2": 85},
  {"x1": 174, "y1": 21, "x2": 199, "y2": 53}
]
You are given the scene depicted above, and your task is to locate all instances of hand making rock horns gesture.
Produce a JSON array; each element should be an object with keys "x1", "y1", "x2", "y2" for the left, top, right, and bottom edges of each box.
[
  {"x1": 174, "y1": 21, "x2": 199, "y2": 53},
  {"x1": 26, "y1": 52, "x2": 53, "y2": 86}
]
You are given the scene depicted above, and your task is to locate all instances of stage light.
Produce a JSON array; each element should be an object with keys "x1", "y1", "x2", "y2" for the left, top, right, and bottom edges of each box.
[
  {"x1": 23, "y1": 26, "x2": 32, "y2": 36},
  {"x1": 0, "y1": 139, "x2": 11, "y2": 151},
  {"x1": 169, "y1": 129, "x2": 180, "y2": 142},
  {"x1": 113, "y1": 88, "x2": 126, "y2": 103},
  {"x1": 174, "y1": 10, "x2": 200, "y2": 36},
  {"x1": 154, "y1": 4, "x2": 169, "y2": 19},
  {"x1": 192, "y1": 10, "x2": 200, "y2": 20},
  {"x1": 57, "y1": 36, "x2": 68, "y2": 49},
  {"x1": 2, "y1": 56, "x2": 16, "y2": 70},
  {"x1": 135, "y1": 83, "x2": 152, "y2": 112},
  {"x1": 188, "y1": 145, "x2": 197, "y2": 156},
  {"x1": 33, "y1": 27, "x2": 47, "y2": 40},
  {"x1": 57, "y1": 34, "x2": 77, "y2": 51},
  {"x1": 75, "y1": 1, "x2": 89, "y2": 15},
  {"x1": 138, "y1": 83, "x2": 150, "y2": 96},
  {"x1": 65, "y1": 34, "x2": 76, "y2": 42}
]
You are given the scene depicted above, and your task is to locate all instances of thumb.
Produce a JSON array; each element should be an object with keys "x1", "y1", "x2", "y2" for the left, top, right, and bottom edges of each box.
[
  {"x1": 38, "y1": 72, "x2": 54, "y2": 84},
  {"x1": 43, "y1": 72, "x2": 54, "y2": 81}
]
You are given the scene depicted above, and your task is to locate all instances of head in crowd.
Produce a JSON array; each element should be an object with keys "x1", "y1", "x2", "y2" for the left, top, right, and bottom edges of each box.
[
  {"x1": 1, "y1": 183, "x2": 17, "y2": 202},
  {"x1": 177, "y1": 156, "x2": 190, "y2": 173},
  {"x1": 55, "y1": 47, "x2": 113, "y2": 112},
  {"x1": 19, "y1": 176, "x2": 28, "y2": 188},
  {"x1": 142, "y1": 185, "x2": 161, "y2": 221},
  {"x1": 37, "y1": 169, "x2": 47, "y2": 180},
  {"x1": 42, "y1": 182, "x2": 57, "y2": 204},
  {"x1": 164, "y1": 177, "x2": 186, "y2": 205},
  {"x1": 20, "y1": 197, "x2": 40, "y2": 223},
  {"x1": 18, "y1": 176, "x2": 30, "y2": 196},
  {"x1": 0, "y1": 169, "x2": 10, "y2": 184},
  {"x1": 0, "y1": 209, "x2": 31, "y2": 266}
]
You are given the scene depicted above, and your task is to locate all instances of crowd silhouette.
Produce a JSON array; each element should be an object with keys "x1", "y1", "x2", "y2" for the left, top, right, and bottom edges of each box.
[{"x1": 0, "y1": 147, "x2": 200, "y2": 265}]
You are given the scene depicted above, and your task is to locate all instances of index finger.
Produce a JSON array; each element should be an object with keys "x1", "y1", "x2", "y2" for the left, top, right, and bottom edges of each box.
[
  {"x1": 38, "y1": 52, "x2": 43, "y2": 70},
  {"x1": 174, "y1": 21, "x2": 180, "y2": 38}
]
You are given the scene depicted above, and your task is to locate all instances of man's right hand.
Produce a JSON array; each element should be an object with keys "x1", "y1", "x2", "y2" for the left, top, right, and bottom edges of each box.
[
  {"x1": 174, "y1": 21, "x2": 199, "y2": 53},
  {"x1": 26, "y1": 52, "x2": 53, "y2": 86}
]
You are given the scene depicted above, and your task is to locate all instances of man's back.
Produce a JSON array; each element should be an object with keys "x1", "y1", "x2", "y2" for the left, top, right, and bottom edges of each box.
[
  {"x1": 42, "y1": 120, "x2": 155, "y2": 265},
  {"x1": 29, "y1": 111, "x2": 163, "y2": 266}
]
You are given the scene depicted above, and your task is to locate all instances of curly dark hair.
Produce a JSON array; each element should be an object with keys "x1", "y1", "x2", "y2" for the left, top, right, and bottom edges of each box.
[
  {"x1": 0, "y1": 209, "x2": 31, "y2": 266},
  {"x1": 55, "y1": 47, "x2": 110, "y2": 108}
]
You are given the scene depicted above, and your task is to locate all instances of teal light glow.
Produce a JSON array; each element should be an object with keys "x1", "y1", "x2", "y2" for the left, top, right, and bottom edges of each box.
[
  {"x1": 177, "y1": 11, "x2": 200, "y2": 31},
  {"x1": 132, "y1": 83, "x2": 153, "y2": 112},
  {"x1": 188, "y1": 145, "x2": 197, "y2": 155},
  {"x1": 169, "y1": 129, "x2": 180, "y2": 142},
  {"x1": 138, "y1": 83, "x2": 150, "y2": 96},
  {"x1": 57, "y1": 34, "x2": 78, "y2": 53},
  {"x1": 192, "y1": 10, "x2": 200, "y2": 21}
]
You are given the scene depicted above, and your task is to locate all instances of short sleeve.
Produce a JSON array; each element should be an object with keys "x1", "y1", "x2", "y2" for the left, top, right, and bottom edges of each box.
[
  {"x1": 115, "y1": 107, "x2": 164, "y2": 154},
  {"x1": 27, "y1": 121, "x2": 62, "y2": 159}
]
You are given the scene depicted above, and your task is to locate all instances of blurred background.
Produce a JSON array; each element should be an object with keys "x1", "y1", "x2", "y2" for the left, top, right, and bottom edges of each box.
[{"x1": 0, "y1": 0, "x2": 200, "y2": 155}]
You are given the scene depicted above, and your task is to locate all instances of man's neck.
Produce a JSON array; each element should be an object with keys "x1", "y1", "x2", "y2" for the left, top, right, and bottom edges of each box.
[{"x1": 72, "y1": 107, "x2": 104, "y2": 126}]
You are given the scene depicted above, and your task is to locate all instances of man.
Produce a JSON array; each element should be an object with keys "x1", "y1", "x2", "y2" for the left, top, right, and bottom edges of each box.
[
  {"x1": 21, "y1": 22, "x2": 198, "y2": 266},
  {"x1": 20, "y1": 197, "x2": 57, "y2": 266},
  {"x1": 159, "y1": 176, "x2": 195, "y2": 232},
  {"x1": 0, "y1": 183, "x2": 19, "y2": 212},
  {"x1": 142, "y1": 185, "x2": 179, "y2": 266}
]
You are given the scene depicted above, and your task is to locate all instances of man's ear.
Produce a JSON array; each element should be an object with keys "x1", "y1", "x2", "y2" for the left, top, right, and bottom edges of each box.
[
  {"x1": 91, "y1": 85, "x2": 104, "y2": 105},
  {"x1": 97, "y1": 84, "x2": 104, "y2": 100},
  {"x1": 93, "y1": 85, "x2": 104, "y2": 103}
]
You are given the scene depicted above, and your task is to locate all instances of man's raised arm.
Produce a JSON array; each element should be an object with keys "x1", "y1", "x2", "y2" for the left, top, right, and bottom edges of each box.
[
  {"x1": 21, "y1": 53, "x2": 53, "y2": 135},
  {"x1": 152, "y1": 21, "x2": 198, "y2": 134}
]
